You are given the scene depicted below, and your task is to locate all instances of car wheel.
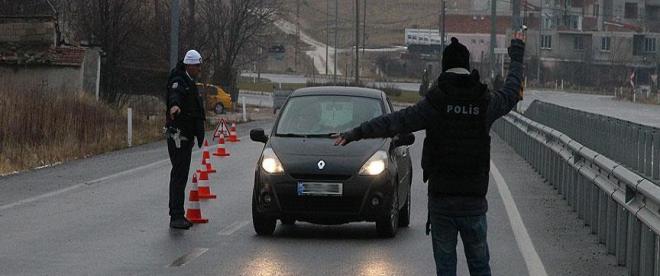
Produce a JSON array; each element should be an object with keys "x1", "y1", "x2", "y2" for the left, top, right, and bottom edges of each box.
[
  {"x1": 398, "y1": 187, "x2": 411, "y2": 228},
  {"x1": 252, "y1": 195, "x2": 276, "y2": 236},
  {"x1": 281, "y1": 218, "x2": 295, "y2": 226},
  {"x1": 376, "y1": 187, "x2": 399, "y2": 238},
  {"x1": 214, "y1": 103, "x2": 225, "y2": 114}
]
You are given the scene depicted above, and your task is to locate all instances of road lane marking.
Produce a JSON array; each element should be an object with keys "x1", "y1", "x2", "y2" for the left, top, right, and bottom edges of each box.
[
  {"x1": 167, "y1": 248, "x2": 209, "y2": 267},
  {"x1": 0, "y1": 135, "x2": 251, "y2": 212},
  {"x1": 0, "y1": 184, "x2": 85, "y2": 211},
  {"x1": 490, "y1": 161, "x2": 548, "y2": 276},
  {"x1": 218, "y1": 220, "x2": 250, "y2": 236}
]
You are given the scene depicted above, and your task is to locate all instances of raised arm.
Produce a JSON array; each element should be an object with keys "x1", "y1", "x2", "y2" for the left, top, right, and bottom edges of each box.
[
  {"x1": 487, "y1": 37, "x2": 526, "y2": 124},
  {"x1": 335, "y1": 98, "x2": 439, "y2": 145}
]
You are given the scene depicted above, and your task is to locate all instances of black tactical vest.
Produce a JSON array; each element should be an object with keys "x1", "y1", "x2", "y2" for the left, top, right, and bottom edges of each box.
[{"x1": 422, "y1": 73, "x2": 491, "y2": 197}]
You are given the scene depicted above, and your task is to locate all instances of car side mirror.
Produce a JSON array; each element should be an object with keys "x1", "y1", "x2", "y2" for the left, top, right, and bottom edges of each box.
[
  {"x1": 250, "y1": 128, "x2": 268, "y2": 143},
  {"x1": 393, "y1": 133, "x2": 415, "y2": 147}
]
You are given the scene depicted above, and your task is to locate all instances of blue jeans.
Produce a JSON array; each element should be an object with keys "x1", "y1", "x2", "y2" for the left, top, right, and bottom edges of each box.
[{"x1": 429, "y1": 200, "x2": 491, "y2": 276}]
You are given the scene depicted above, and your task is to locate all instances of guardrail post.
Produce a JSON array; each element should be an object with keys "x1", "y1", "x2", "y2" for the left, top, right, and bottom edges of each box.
[
  {"x1": 590, "y1": 183, "x2": 600, "y2": 232},
  {"x1": 627, "y1": 216, "x2": 642, "y2": 276},
  {"x1": 634, "y1": 127, "x2": 641, "y2": 172},
  {"x1": 653, "y1": 131, "x2": 659, "y2": 181},
  {"x1": 127, "y1": 107, "x2": 133, "y2": 147},
  {"x1": 577, "y1": 173, "x2": 585, "y2": 220},
  {"x1": 598, "y1": 190, "x2": 608, "y2": 244},
  {"x1": 640, "y1": 224, "x2": 655, "y2": 276},
  {"x1": 617, "y1": 207, "x2": 628, "y2": 266},
  {"x1": 606, "y1": 197, "x2": 617, "y2": 254},
  {"x1": 644, "y1": 130, "x2": 653, "y2": 177}
]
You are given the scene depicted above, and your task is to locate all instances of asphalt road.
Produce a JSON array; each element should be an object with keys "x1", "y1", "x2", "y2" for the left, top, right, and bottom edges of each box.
[
  {"x1": 521, "y1": 89, "x2": 660, "y2": 128},
  {"x1": 0, "y1": 116, "x2": 627, "y2": 275}
]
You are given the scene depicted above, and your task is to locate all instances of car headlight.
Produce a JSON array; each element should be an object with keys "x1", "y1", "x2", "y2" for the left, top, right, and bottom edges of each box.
[
  {"x1": 261, "y1": 148, "x2": 284, "y2": 174},
  {"x1": 359, "y1": 151, "x2": 388, "y2": 176}
]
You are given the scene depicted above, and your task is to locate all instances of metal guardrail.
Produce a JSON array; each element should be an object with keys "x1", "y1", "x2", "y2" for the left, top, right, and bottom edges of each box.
[
  {"x1": 493, "y1": 111, "x2": 660, "y2": 276},
  {"x1": 524, "y1": 100, "x2": 660, "y2": 183}
]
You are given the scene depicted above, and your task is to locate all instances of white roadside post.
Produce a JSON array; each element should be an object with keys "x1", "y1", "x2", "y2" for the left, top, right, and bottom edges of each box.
[
  {"x1": 127, "y1": 107, "x2": 133, "y2": 147},
  {"x1": 242, "y1": 96, "x2": 247, "y2": 122}
]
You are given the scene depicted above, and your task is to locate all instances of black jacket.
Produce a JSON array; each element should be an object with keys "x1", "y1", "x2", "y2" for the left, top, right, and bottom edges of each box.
[
  {"x1": 343, "y1": 41, "x2": 524, "y2": 216},
  {"x1": 166, "y1": 63, "x2": 206, "y2": 147}
]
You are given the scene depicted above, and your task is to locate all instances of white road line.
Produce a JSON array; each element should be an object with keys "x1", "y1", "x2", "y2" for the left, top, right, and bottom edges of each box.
[
  {"x1": 490, "y1": 161, "x2": 548, "y2": 276},
  {"x1": 218, "y1": 220, "x2": 250, "y2": 236},
  {"x1": 0, "y1": 135, "x2": 250, "y2": 212},
  {"x1": 167, "y1": 248, "x2": 209, "y2": 267},
  {"x1": 0, "y1": 184, "x2": 85, "y2": 211}
]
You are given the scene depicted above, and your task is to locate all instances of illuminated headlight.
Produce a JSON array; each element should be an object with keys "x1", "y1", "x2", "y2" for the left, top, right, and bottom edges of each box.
[
  {"x1": 359, "y1": 151, "x2": 388, "y2": 176},
  {"x1": 261, "y1": 148, "x2": 284, "y2": 174}
]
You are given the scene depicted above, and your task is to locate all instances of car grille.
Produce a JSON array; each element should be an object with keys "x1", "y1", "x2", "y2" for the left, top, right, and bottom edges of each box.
[{"x1": 289, "y1": 173, "x2": 352, "y2": 181}]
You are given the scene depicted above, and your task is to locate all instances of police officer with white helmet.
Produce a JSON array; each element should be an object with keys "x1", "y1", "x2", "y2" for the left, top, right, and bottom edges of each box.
[{"x1": 166, "y1": 50, "x2": 206, "y2": 229}]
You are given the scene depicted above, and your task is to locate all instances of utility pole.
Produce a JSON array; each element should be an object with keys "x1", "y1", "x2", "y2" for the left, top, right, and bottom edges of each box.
[
  {"x1": 537, "y1": 0, "x2": 543, "y2": 82},
  {"x1": 355, "y1": 0, "x2": 360, "y2": 84},
  {"x1": 188, "y1": 0, "x2": 195, "y2": 47},
  {"x1": 490, "y1": 0, "x2": 497, "y2": 79},
  {"x1": 169, "y1": 0, "x2": 180, "y2": 69},
  {"x1": 512, "y1": 0, "x2": 521, "y2": 30},
  {"x1": 362, "y1": 0, "x2": 367, "y2": 55},
  {"x1": 326, "y1": 0, "x2": 329, "y2": 75},
  {"x1": 295, "y1": 0, "x2": 300, "y2": 71},
  {"x1": 334, "y1": 0, "x2": 338, "y2": 82},
  {"x1": 440, "y1": 0, "x2": 446, "y2": 53}
]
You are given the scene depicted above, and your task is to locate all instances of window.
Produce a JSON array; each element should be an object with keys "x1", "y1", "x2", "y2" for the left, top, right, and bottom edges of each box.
[
  {"x1": 645, "y1": 38, "x2": 657, "y2": 53},
  {"x1": 541, "y1": 35, "x2": 552, "y2": 49},
  {"x1": 593, "y1": 4, "x2": 599, "y2": 17},
  {"x1": 601, "y1": 37, "x2": 611, "y2": 51},
  {"x1": 542, "y1": 15, "x2": 554, "y2": 29},
  {"x1": 563, "y1": 15, "x2": 582, "y2": 30},
  {"x1": 625, "y1": 3, "x2": 638, "y2": 19},
  {"x1": 574, "y1": 36, "x2": 584, "y2": 50}
]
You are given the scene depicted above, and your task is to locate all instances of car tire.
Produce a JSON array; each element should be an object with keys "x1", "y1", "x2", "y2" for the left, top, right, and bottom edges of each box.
[
  {"x1": 376, "y1": 187, "x2": 399, "y2": 238},
  {"x1": 281, "y1": 218, "x2": 295, "y2": 226},
  {"x1": 252, "y1": 195, "x2": 276, "y2": 236},
  {"x1": 214, "y1": 103, "x2": 225, "y2": 114},
  {"x1": 398, "y1": 187, "x2": 411, "y2": 228}
]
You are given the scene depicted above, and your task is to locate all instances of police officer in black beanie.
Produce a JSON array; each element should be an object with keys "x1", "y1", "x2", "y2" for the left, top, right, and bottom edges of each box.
[{"x1": 334, "y1": 32, "x2": 526, "y2": 276}]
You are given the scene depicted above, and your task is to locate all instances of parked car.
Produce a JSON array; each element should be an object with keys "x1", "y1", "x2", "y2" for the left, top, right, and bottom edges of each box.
[
  {"x1": 197, "y1": 83, "x2": 233, "y2": 114},
  {"x1": 249, "y1": 87, "x2": 415, "y2": 237}
]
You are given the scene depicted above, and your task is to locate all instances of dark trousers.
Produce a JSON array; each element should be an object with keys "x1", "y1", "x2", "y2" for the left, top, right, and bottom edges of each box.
[
  {"x1": 429, "y1": 199, "x2": 491, "y2": 276},
  {"x1": 167, "y1": 137, "x2": 194, "y2": 218}
]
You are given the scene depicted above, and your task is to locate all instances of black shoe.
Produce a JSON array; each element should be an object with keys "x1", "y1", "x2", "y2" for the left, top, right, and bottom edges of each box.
[{"x1": 170, "y1": 217, "x2": 193, "y2": 229}]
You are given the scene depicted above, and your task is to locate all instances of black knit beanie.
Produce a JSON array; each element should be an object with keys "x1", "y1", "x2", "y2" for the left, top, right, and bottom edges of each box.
[{"x1": 442, "y1": 37, "x2": 471, "y2": 72}]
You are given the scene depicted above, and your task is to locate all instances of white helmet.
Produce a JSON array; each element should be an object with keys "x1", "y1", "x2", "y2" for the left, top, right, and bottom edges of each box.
[{"x1": 183, "y1": 50, "x2": 202, "y2": 65}]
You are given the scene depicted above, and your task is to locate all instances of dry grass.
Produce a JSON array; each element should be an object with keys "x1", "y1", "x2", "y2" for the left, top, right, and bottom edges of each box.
[{"x1": 0, "y1": 87, "x2": 162, "y2": 175}]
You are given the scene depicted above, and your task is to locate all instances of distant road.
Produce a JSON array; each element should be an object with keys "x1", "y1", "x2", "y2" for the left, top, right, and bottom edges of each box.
[
  {"x1": 240, "y1": 72, "x2": 421, "y2": 92},
  {"x1": 521, "y1": 89, "x2": 660, "y2": 128}
]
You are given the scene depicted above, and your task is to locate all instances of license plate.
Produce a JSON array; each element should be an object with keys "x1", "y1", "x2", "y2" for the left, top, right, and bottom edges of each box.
[{"x1": 297, "y1": 182, "x2": 343, "y2": 196}]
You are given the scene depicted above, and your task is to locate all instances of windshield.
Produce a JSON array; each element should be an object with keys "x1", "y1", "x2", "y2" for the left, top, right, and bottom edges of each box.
[{"x1": 275, "y1": 95, "x2": 384, "y2": 136}]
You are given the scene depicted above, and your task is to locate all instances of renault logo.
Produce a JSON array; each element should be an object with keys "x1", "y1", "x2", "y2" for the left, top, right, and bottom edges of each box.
[{"x1": 317, "y1": 160, "x2": 326, "y2": 170}]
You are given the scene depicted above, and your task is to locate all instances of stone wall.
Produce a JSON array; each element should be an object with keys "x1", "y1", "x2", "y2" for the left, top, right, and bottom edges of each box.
[
  {"x1": 0, "y1": 65, "x2": 83, "y2": 95},
  {"x1": 0, "y1": 21, "x2": 56, "y2": 45}
]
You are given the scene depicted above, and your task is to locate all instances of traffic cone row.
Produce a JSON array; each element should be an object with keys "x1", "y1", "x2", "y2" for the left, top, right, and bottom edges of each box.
[{"x1": 185, "y1": 121, "x2": 241, "y2": 224}]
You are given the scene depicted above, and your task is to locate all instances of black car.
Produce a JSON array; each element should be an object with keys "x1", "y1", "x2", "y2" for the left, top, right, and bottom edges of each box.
[{"x1": 249, "y1": 87, "x2": 415, "y2": 237}]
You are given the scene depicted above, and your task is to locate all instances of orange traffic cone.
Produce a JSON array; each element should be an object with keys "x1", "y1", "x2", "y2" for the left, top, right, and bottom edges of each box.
[
  {"x1": 228, "y1": 122, "x2": 240, "y2": 143},
  {"x1": 196, "y1": 168, "x2": 217, "y2": 199},
  {"x1": 202, "y1": 139, "x2": 211, "y2": 160},
  {"x1": 213, "y1": 134, "x2": 230, "y2": 157},
  {"x1": 202, "y1": 156, "x2": 216, "y2": 173},
  {"x1": 186, "y1": 173, "x2": 209, "y2": 223}
]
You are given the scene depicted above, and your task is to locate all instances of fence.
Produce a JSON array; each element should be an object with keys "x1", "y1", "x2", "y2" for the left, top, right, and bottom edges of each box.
[
  {"x1": 524, "y1": 100, "x2": 660, "y2": 183},
  {"x1": 493, "y1": 111, "x2": 660, "y2": 276}
]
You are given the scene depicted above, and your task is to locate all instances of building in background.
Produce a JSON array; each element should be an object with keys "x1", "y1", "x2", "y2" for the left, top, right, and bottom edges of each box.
[{"x1": 0, "y1": 0, "x2": 101, "y2": 97}]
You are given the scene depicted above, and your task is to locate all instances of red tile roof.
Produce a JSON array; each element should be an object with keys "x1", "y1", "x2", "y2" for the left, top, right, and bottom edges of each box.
[{"x1": 0, "y1": 45, "x2": 85, "y2": 66}]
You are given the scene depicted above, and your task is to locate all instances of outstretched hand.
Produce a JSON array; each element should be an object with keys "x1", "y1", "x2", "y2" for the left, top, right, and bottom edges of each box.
[{"x1": 332, "y1": 133, "x2": 349, "y2": 146}]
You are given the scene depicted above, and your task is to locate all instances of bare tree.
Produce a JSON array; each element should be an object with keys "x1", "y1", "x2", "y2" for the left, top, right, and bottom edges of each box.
[{"x1": 198, "y1": 0, "x2": 281, "y2": 101}]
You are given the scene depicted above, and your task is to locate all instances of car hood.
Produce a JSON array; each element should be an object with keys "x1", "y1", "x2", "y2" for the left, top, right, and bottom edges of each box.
[{"x1": 269, "y1": 136, "x2": 387, "y2": 179}]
